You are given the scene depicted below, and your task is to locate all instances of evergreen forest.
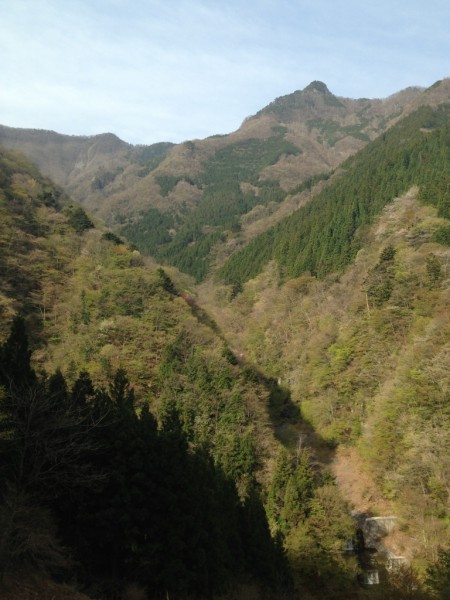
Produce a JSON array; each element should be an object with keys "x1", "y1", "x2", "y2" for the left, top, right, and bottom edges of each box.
[
  {"x1": 0, "y1": 81, "x2": 449, "y2": 600},
  {"x1": 219, "y1": 104, "x2": 450, "y2": 286}
]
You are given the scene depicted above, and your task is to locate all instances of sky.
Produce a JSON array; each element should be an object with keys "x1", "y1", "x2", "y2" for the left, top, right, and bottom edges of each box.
[{"x1": 0, "y1": 0, "x2": 449, "y2": 145}]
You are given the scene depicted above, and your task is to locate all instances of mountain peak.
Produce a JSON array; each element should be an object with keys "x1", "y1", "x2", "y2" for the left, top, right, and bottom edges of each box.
[
  {"x1": 303, "y1": 81, "x2": 331, "y2": 94},
  {"x1": 253, "y1": 80, "x2": 341, "y2": 121}
]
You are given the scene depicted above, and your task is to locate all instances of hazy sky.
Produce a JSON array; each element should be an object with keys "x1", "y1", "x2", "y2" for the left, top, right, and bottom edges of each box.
[{"x1": 1, "y1": 0, "x2": 448, "y2": 144}]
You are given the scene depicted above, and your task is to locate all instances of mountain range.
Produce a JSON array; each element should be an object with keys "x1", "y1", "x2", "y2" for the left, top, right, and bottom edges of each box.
[
  {"x1": 1, "y1": 79, "x2": 449, "y2": 282},
  {"x1": 0, "y1": 78, "x2": 449, "y2": 600}
]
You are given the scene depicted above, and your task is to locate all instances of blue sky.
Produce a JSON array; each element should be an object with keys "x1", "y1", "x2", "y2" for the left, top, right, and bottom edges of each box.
[{"x1": 0, "y1": 0, "x2": 448, "y2": 144}]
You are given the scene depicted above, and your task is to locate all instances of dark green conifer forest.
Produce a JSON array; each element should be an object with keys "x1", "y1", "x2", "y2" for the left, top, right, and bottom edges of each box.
[
  {"x1": 0, "y1": 318, "x2": 291, "y2": 598},
  {"x1": 220, "y1": 104, "x2": 450, "y2": 286}
]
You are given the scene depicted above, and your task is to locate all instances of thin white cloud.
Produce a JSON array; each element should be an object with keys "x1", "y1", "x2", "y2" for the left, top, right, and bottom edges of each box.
[{"x1": 0, "y1": 0, "x2": 448, "y2": 143}]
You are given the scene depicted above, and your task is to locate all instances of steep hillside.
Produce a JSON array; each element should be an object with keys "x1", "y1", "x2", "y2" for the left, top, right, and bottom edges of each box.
[
  {"x1": 0, "y1": 144, "x2": 286, "y2": 497},
  {"x1": 3, "y1": 146, "x2": 411, "y2": 600},
  {"x1": 219, "y1": 102, "x2": 450, "y2": 287},
  {"x1": 0, "y1": 146, "x2": 97, "y2": 339},
  {"x1": 107, "y1": 79, "x2": 449, "y2": 282},
  {"x1": 0, "y1": 125, "x2": 174, "y2": 216},
  {"x1": 0, "y1": 147, "x2": 297, "y2": 598},
  {"x1": 4, "y1": 81, "x2": 448, "y2": 285},
  {"x1": 2, "y1": 79, "x2": 450, "y2": 599},
  {"x1": 194, "y1": 97, "x2": 450, "y2": 567}
]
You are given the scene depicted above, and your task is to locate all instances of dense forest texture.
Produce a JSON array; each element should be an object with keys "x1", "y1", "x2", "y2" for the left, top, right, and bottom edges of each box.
[
  {"x1": 0, "y1": 151, "x2": 292, "y2": 597},
  {"x1": 0, "y1": 319, "x2": 290, "y2": 598},
  {"x1": 117, "y1": 81, "x2": 447, "y2": 283},
  {"x1": 4, "y1": 80, "x2": 442, "y2": 286},
  {"x1": 0, "y1": 146, "x2": 95, "y2": 338},
  {"x1": 0, "y1": 147, "x2": 363, "y2": 599},
  {"x1": 201, "y1": 183, "x2": 450, "y2": 576},
  {"x1": 125, "y1": 129, "x2": 297, "y2": 281},
  {"x1": 219, "y1": 104, "x2": 450, "y2": 286},
  {"x1": 1, "y1": 80, "x2": 449, "y2": 598}
]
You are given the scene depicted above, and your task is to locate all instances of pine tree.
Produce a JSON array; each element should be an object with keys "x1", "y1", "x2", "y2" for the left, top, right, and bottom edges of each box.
[
  {"x1": 0, "y1": 316, "x2": 36, "y2": 388},
  {"x1": 426, "y1": 548, "x2": 450, "y2": 599}
]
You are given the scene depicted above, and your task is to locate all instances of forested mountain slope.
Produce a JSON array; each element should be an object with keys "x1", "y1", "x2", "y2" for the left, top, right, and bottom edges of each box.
[
  {"x1": 197, "y1": 118, "x2": 450, "y2": 575},
  {"x1": 219, "y1": 102, "x2": 450, "y2": 287},
  {"x1": 0, "y1": 82, "x2": 422, "y2": 215},
  {"x1": 0, "y1": 147, "x2": 287, "y2": 598},
  {"x1": 0, "y1": 147, "x2": 366, "y2": 599},
  {"x1": 118, "y1": 80, "x2": 448, "y2": 282},
  {"x1": 0, "y1": 124, "x2": 174, "y2": 217},
  {"x1": 3, "y1": 80, "x2": 449, "y2": 285},
  {"x1": 0, "y1": 146, "x2": 95, "y2": 337},
  {"x1": 1, "y1": 78, "x2": 450, "y2": 599}
]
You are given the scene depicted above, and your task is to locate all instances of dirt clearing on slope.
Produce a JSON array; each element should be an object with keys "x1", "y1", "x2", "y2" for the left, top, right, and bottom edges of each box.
[{"x1": 331, "y1": 446, "x2": 422, "y2": 560}]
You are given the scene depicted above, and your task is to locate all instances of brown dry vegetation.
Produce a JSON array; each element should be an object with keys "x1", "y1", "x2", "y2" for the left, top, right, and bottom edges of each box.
[
  {"x1": 197, "y1": 189, "x2": 450, "y2": 563},
  {"x1": 1, "y1": 81, "x2": 439, "y2": 230}
]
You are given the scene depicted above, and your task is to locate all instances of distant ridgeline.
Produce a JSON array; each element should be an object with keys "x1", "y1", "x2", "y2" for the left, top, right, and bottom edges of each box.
[
  {"x1": 219, "y1": 104, "x2": 450, "y2": 286},
  {"x1": 122, "y1": 127, "x2": 300, "y2": 281}
]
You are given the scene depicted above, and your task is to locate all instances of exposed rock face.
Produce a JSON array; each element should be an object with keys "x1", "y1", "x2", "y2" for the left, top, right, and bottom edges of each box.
[{"x1": 362, "y1": 516, "x2": 398, "y2": 551}]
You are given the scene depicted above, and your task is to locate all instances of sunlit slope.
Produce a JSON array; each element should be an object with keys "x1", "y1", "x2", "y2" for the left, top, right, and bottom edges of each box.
[{"x1": 219, "y1": 103, "x2": 449, "y2": 287}]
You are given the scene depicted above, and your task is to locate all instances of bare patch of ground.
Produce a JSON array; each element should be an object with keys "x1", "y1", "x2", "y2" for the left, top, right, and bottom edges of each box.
[
  {"x1": 331, "y1": 446, "x2": 421, "y2": 560},
  {"x1": 331, "y1": 446, "x2": 392, "y2": 515}
]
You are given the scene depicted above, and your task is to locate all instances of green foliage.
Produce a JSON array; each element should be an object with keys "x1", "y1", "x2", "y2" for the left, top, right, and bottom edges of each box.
[
  {"x1": 280, "y1": 452, "x2": 315, "y2": 529},
  {"x1": 157, "y1": 227, "x2": 223, "y2": 282},
  {"x1": 267, "y1": 448, "x2": 315, "y2": 534},
  {"x1": 426, "y1": 253, "x2": 442, "y2": 285},
  {"x1": 0, "y1": 148, "x2": 82, "y2": 337},
  {"x1": 2, "y1": 103, "x2": 449, "y2": 598},
  {"x1": 433, "y1": 225, "x2": 450, "y2": 245},
  {"x1": 365, "y1": 246, "x2": 397, "y2": 306},
  {"x1": 38, "y1": 189, "x2": 61, "y2": 209},
  {"x1": 132, "y1": 141, "x2": 174, "y2": 165},
  {"x1": 156, "y1": 332, "x2": 273, "y2": 491},
  {"x1": 220, "y1": 104, "x2": 450, "y2": 286},
  {"x1": 266, "y1": 446, "x2": 358, "y2": 597},
  {"x1": 91, "y1": 167, "x2": 123, "y2": 191},
  {"x1": 0, "y1": 319, "x2": 289, "y2": 597},
  {"x1": 380, "y1": 244, "x2": 396, "y2": 261},
  {"x1": 132, "y1": 142, "x2": 174, "y2": 176},
  {"x1": 156, "y1": 179, "x2": 286, "y2": 281},
  {"x1": 257, "y1": 81, "x2": 344, "y2": 121},
  {"x1": 145, "y1": 130, "x2": 297, "y2": 280},
  {"x1": 198, "y1": 131, "x2": 300, "y2": 186},
  {"x1": 289, "y1": 171, "x2": 331, "y2": 195},
  {"x1": 307, "y1": 118, "x2": 370, "y2": 146},
  {"x1": 154, "y1": 173, "x2": 194, "y2": 196},
  {"x1": 0, "y1": 316, "x2": 36, "y2": 387},
  {"x1": 120, "y1": 208, "x2": 174, "y2": 255},
  {"x1": 115, "y1": 129, "x2": 297, "y2": 281},
  {"x1": 156, "y1": 267, "x2": 177, "y2": 294},
  {"x1": 426, "y1": 548, "x2": 450, "y2": 599},
  {"x1": 65, "y1": 205, "x2": 94, "y2": 233},
  {"x1": 213, "y1": 171, "x2": 450, "y2": 548},
  {"x1": 240, "y1": 486, "x2": 292, "y2": 590},
  {"x1": 101, "y1": 231, "x2": 124, "y2": 245}
]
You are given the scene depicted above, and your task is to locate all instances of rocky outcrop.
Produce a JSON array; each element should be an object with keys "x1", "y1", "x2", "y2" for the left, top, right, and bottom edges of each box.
[{"x1": 362, "y1": 516, "x2": 398, "y2": 551}]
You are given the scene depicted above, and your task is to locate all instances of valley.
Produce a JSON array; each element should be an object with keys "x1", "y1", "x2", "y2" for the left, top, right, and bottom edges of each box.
[{"x1": 0, "y1": 79, "x2": 449, "y2": 599}]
